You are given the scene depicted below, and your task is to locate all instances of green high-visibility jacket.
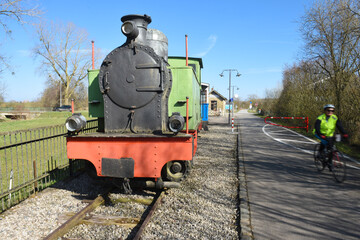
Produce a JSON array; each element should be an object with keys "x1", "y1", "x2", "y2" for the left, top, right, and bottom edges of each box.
[{"x1": 317, "y1": 113, "x2": 338, "y2": 137}]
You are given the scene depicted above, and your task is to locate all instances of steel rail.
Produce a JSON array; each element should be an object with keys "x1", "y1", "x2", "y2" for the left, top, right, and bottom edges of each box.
[
  {"x1": 43, "y1": 188, "x2": 164, "y2": 240},
  {"x1": 43, "y1": 189, "x2": 110, "y2": 240},
  {"x1": 133, "y1": 190, "x2": 164, "y2": 240}
]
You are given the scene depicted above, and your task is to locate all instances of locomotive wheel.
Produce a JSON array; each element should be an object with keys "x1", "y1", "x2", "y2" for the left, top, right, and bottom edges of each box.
[{"x1": 162, "y1": 160, "x2": 191, "y2": 182}]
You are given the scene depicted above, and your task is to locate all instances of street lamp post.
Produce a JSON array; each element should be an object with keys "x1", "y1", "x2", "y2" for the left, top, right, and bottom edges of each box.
[
  {"x1": 219, "y1": 69, "x2": 241, "y2": 124},
  {"x1": 231, "y1": 85, "x2": 239, "y2": 118},
  {"x1": 59, "y1": 81, "x2": 62, "y2": 107}
]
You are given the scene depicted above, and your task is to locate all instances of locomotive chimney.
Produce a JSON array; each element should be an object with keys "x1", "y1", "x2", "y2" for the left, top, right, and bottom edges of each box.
[{"x1": 121, "y1": 14, "x2": 152, "y2": 45}]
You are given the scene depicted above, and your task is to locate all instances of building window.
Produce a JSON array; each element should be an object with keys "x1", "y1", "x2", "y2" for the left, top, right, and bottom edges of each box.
[{"x1": 211, "y1": 100, "x2": 217, "y2": 111}]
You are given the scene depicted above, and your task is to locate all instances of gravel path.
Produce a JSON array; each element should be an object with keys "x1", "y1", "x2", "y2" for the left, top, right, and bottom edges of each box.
[
  {"x1": 142, "y1": 122, "x2": 239, "y2": 239},
  {"x1": 0, "y1": 118, "x2": 239, "y2": 239}
]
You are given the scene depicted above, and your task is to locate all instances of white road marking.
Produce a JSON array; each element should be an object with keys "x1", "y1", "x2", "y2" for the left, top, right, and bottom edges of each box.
[
  {"x1": 274, "y1": 139, "x2": 317, "y2": 144},
  {"x1": 262, "y1": 125, "x2": 314, "y2": 154},
  {"x1": 266, "y1": 131, "x2": 291, "y2": 134},
  {"x1": 262, "y1": 124, "x2": 360, "y2": 170},
  {"x1": 281, "y1": 125, "x2": 318, "y2": 143},
  {"x1": 267, "y1": 133, "x2": 299, "y2": 137}
]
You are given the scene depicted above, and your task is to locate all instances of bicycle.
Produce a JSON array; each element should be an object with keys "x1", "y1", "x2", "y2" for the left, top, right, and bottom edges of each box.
[{"x1": 313, "y1": 137, "x2": 346, "y2": 183}]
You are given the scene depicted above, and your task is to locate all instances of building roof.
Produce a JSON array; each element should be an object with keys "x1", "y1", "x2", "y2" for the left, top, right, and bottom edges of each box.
[
  {"x1": 209, "y1": 89, "x2": 227, "y2": 101},
  {"x1": 201, "y1": 82, "x2": 210, "y2": 91}
]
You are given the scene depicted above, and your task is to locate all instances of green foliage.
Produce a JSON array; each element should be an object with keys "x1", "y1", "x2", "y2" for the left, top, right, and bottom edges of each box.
[
  {"x1": 38, "y1": 81, "x2": 89, "y2": 110},
  {"x1": 262, "y1": 60, "x2": 360, "y2": 147}
]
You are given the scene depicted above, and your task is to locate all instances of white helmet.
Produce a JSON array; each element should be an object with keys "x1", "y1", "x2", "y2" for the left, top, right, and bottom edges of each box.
[{"x1": 324, "y1": 104, "x2": 335, "y2": 110}]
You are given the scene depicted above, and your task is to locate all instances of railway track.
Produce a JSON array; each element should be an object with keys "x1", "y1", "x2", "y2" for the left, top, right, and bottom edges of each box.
[
  {"x1": 44, "y1": 187, "x2": 164, "y2": 240},
  {"x1": 1, "y1": 121, "x2": 240, "y2": 239}
]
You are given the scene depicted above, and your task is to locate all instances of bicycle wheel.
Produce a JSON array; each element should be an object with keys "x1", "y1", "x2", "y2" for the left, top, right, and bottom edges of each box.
[
  {"x1": 314, "y1": 144, "x2": 325, "y2": 172},
  {"x1": 331, "y1": 151, "x2": 346, "y2": 183}
]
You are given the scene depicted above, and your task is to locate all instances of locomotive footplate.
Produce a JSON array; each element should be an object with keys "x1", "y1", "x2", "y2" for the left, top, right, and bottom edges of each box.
[{"x1": 66, "y1": 132, "x2": 197, "y2": 179}]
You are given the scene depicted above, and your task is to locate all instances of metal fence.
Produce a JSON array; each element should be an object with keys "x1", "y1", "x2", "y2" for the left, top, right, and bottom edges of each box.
[
  {"x1": 0, "y1": 107, "x2": 53, "y2": 112},
  {"x1": 0, "y1": 119, "x2": 98, "y2": 213}
]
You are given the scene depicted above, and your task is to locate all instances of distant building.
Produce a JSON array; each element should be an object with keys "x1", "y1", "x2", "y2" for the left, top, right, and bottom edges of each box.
[
  {"x1": 208, "y1": 88, "x2": 227, "y2": 116},
  {"x1": 201, "y1": 83, "x2": 210, "y2": 130},
  {"x1": 201, "y1": 83, "x2": 210, "y2": 104}
]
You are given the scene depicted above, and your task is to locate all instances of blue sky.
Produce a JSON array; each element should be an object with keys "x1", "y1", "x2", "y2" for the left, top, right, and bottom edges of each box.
[{"x1": 1, "y1": 0, "x2": 313, "y2": 102}]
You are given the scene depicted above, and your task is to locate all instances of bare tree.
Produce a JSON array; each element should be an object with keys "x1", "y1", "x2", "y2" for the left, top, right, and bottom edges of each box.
[
  {"x1": 262, "y1": 0, "x2": 360, "y2": 144},
  {"x1": 33, "y1": 21, "x2": 93, "y2": 105},
  {"x1": 247, "y1": 94, "x2": 259, "y2": 102},
  {"x1": 0, "y1": 0, "x2": 41, "y2": 35},
  {"x1": 0, "y1": 80, "x2": 6, "y2": 102},
  {"x1": 300, "y1": 0, "x2": 360, "y2": 113},
  {"x1": 39, "y1": 79, "x2": 88, "y2": 110},
  {"x1": 0, "y1": 0, "x2": 41, "y2": 74},
  {"x1": 38, "y1": 81, "x2": 59, "y2": 108}
]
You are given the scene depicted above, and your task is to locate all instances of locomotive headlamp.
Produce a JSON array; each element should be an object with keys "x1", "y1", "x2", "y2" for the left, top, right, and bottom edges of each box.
[
  {"x1": 65, "y1": 113, "x2": 87, "y2": 132},
  {"x1": 169, "y1": 113, "x2": 185, "y2": 133},
  {"x1": 121, "y1": 21, "x2": 139, "y2": 39}
]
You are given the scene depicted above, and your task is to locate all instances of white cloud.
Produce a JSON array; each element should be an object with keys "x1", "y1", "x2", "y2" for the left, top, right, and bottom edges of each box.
[
  {"x1": 195, "y1": 35, "x2": 217, "y2": 57},
  {"x1": 17, "y1": 50, "x2": 32, "y2": 57}
]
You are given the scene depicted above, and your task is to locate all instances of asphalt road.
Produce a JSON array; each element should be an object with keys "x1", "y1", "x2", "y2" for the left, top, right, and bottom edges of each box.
[{"x1": 236, "y1": 110, "x2": 360, "y2": 240}]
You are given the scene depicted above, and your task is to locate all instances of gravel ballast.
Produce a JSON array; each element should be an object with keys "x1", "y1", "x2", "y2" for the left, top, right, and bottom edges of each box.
[
  {"x1": 142, "y1": 123, "x2": 239, "y2": 239},
  {"x1": 0, "y1": 119, "x2": 239, "y2": 239}
]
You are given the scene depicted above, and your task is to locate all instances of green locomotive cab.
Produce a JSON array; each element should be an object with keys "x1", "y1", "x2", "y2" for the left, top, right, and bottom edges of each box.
[{"x1": 167, "y1": 57, "x2": 203, "y2": 132}]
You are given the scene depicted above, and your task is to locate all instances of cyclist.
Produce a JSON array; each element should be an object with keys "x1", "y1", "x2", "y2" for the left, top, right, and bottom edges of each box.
[{"x1": 314, "y1": 104, "x2": 348, "y2": 170}]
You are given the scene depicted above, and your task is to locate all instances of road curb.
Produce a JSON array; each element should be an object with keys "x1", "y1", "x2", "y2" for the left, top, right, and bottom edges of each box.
[{"x1": 237, "y1": 128, "x2": 254, "y2": 240}]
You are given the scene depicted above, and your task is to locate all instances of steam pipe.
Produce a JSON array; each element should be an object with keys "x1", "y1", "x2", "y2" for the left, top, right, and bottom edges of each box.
[
  {"x1": 185, "y1": 35, "x2": 188, "y2": 66},
  {"x1": 71, "y1": 99, "x2": 74, "y2": 114},
  {"x1": 91, "y1": 40, "x2": 95, "y2": 70},
  {"x1": 186, "y1": 97, "x2": 189, "y2": 134},
  {"x1": 121, "y1": 14, "x2": 151, "y2": 44}
]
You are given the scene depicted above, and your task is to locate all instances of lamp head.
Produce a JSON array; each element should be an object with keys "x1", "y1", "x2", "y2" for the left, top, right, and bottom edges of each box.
[
  {"x1": 219, "y1": 73, "x2": 224, "y2": 77},
  {"x1": 236, "y1": 73, "x2": 241, "y2": 77}
]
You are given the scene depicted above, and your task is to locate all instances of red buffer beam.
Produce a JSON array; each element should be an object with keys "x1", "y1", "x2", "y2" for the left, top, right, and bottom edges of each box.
[{"x1": 264, "y1": 116, "x2": 309, "y2": 132}]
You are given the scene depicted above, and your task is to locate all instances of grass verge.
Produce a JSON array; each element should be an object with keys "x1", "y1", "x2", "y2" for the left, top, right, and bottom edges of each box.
[{"x1": 0, "y1": 111, "x2": 90, "y2": 133}]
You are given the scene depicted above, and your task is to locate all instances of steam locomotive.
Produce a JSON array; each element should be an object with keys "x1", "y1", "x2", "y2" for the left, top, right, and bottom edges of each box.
[{"x1": 65, "y1": 14, "x2": 202, "y2": 188}]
